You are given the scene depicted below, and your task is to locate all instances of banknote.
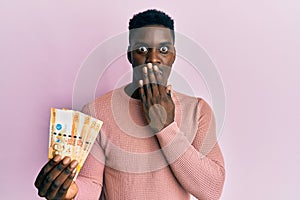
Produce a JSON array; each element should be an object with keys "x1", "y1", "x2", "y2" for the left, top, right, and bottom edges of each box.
[{"x1": 48, "y1": 108, "x2": 103, "y2": 180}]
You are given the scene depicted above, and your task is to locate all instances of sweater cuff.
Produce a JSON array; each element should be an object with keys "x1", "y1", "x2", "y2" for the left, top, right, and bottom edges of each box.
[
  {"x1": 155, "y1": 122, "x2": 190, "y2": 163},
  {"x1": 156, "y1": 122, "x2": 206, "y2": 164},
  {"x1": 156, "y1": 122, "x2": 180, "y2": 147}
]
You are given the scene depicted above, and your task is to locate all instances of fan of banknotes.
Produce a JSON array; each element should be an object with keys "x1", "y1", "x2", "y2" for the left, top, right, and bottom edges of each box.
[{"x1": 48, "y1": 108, "x2": 103, "y2": 180}]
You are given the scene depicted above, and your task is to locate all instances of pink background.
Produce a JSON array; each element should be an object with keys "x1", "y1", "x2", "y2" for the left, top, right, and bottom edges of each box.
[{"x1": 1, "y1": 0, "x2": 299, "y2": 199}]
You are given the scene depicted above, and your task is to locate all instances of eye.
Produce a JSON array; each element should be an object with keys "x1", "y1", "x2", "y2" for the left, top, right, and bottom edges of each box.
[
  {"x1": 137, "y1": 46, "x2": 148, "y2": 54},
  {"x1": 159, "y1": 46, "x2": 169, "y2": 54}
]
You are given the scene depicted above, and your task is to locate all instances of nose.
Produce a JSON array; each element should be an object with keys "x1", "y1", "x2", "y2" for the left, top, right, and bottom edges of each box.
[{"x1": 146, "y1": 48, "x2": 161, "y2": 64}]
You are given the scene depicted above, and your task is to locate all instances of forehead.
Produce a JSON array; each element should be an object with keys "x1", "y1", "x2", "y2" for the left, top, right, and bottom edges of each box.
[{"x1": 129, "y1": 26, "x2": 174, "y2": 46}]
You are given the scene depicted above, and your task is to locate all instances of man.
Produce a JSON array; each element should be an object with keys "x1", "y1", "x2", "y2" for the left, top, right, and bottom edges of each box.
[{"x1": 35, "y1": 9, "x2": 225, "y2": 200}]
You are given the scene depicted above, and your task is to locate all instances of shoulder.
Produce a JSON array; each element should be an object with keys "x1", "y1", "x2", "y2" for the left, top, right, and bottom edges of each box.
[
  {"x1": 172, "y1": 90, "x2": 212, "y2": 115},
  {"x1": 81, "y1": 87, "x2": 124, "y2": 117},
  {"x1": 171, "y1": 90, "x2": 214, "y2": 129}
]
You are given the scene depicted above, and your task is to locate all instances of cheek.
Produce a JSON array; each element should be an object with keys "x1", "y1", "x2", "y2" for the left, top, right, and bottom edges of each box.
[
  {"x1": 163, "y1": 55, "x2": 175, "y2": 66},
  {"x1": 132, "y1": 54, "x2": 146, "y2": 66}
]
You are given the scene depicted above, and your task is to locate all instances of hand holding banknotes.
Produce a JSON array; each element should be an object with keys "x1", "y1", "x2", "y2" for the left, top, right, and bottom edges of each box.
[
  {"x1": 35, "y1": 108, "x2": 103, "y2": 199},
  {"x1": 35, "y1": 155, "x2": 79, "y2": 200}
]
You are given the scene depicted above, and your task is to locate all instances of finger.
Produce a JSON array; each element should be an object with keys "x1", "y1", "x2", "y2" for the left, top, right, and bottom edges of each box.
[
  {"x1": 153, "y1": 65, "x2": 166, "y2": 96},
  {"x1": 35, "y1": 155, "x2": 62, "y2": 189},
  {"x1": 153, "y1": 65, "x2": 163, "y2": 86},
  {"x1": 139, "y1": 80, "x2": 150, "y2": 122},
  {"x1": 148, "y1": 63, "x2": 159, "y2": 97},
  {"x1": 56, "y1": 170, "x2": 76, "y2": 199},
  {"x1": 46, "y1": 160, "x2": 78, "y2": 200},
  {"x1": 38, "y1": 157, "x2": 71, "y2": 197},
  {"x1": 143, "y1": 65, "x2": 152, "y2": 101},
  {"x1": 139, "y1": 80, "x2": 147, "y2": 106}
]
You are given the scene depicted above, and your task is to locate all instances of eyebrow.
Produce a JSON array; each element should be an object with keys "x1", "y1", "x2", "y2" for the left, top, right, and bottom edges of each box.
[
  {"x1": 132, "y1": 42, "x2": 148, "y2": 47},
  {"x1": 132, "y1": 41, "x2": 173, "y2": 47},
  {"x1": 159, "y1": 42, "x2": 173, "y2": 46}
]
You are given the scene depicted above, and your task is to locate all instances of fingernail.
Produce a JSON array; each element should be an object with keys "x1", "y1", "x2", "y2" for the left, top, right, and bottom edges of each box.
[
  {"x1": 147, "y1": 63, "x2": 152, "y2": 68},
  {"x1": 166, "y1": 85, "x2": 171, "y2": 92},
  {"x1": 53, "y1": 155, "x2": 61, "y2": 162},
  {"x1": 148, "y1": 64, "x2": 152, "y2": 70},
  {"x1": 153, "y1": 65, "x2": 158, "y2": 71},
  {"x1": 72, "y1": 168, "x2": 77, "y2": 174},
  {"x1": 70, "y1": 160, "x2": 78, "y2": 168},
  {"x1": 143, "y1": 67, "x2": 147, "y2": 73},
  {"x1": 139, "y1": 80, "x2": 143, "y2": 86},
  {"x1": 63, "y1": 157, "x2": 71, "y2": 165}
]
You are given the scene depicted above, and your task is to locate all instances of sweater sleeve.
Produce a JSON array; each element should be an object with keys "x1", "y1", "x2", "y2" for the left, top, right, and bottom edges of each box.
[
  {"x1": 73, "y1": 105, "x2": 106, "y2": 200},
  {"x1": 155, "y1": 98, "x2": 225, "y2": 200}
]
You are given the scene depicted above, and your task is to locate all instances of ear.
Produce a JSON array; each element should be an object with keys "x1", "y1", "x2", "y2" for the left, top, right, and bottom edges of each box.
[
  {"x1": 171, "y1": 47, "x2": 176, "y2": 64},
  {"x1": 127, "y1": 46, "x2": 132, "y2": 64}
]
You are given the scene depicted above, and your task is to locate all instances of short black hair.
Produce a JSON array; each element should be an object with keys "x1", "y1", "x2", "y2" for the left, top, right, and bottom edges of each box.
[
  {"x1": 128, "y1": 9, "x2": 175, "y2": 42},
  {"x1": 129, "y1": 9, "x2": 174, "y2": 30}
]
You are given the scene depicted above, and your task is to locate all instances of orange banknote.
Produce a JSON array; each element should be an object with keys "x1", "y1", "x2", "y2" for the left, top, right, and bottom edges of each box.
[{"x1": 48, "y1": 108, "x2": 103, "y2": 180}]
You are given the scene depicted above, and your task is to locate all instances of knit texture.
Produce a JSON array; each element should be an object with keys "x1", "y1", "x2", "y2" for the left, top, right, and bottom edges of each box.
[{"x1": 75, "y1": 86, "x2": 225, "y2": 200}]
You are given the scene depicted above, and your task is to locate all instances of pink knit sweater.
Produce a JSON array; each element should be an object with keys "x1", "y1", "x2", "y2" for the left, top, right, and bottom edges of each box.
[{"x1": 75, "y1": 86, "x2": 225, "y2": 200}]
